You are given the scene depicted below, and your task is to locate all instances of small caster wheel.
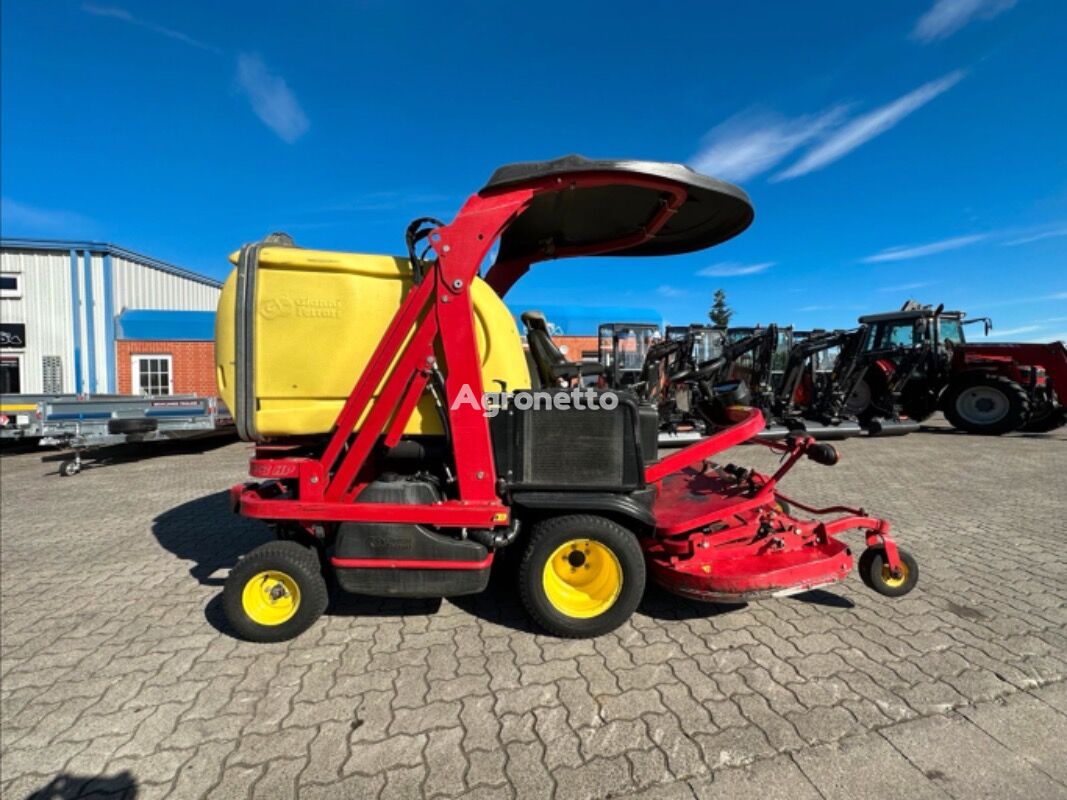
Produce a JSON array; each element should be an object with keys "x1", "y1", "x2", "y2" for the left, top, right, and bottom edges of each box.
[
  {"x1": 859, "y1": 547, "x2": 918, "y2": 597},
  {"x1": 223, "y1": 541, "x2": 328, "y2": 642},
  {"x1": 59, "y1": 460, "x2": 81, "y2": 477}
]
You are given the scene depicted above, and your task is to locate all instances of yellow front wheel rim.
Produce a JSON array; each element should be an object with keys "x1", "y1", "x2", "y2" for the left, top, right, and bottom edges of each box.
[
  {"x1": 241, "y1": 570, "x2": 301, "y2": 626},
  {"x1": 542, "y1": 539, "x2": 623, "y2": 619},
  {"x1": 881, "y1": 561, "x2": 909, "y2": 589}
]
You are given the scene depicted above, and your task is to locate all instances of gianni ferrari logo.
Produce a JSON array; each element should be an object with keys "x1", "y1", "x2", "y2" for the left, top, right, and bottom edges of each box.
[
  {"x1": 259, "y1": 296, "x2": 341, "y2": 320},
  {"x1": 450, "y1": 386, "x2": 619, "y2": 418}
]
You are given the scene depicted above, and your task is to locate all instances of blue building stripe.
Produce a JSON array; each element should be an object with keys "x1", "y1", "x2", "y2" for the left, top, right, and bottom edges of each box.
[
  {"x1": 103, "y1": 253, "x2": 116, "y2": 392},
  {"x1": 145, "y1": 408, "x2": 207, "y2": 417},
  {"x1": 82, "y1": 250, "x2": 97, "y2": 393},
  {"x1": 69, "y1": 249, "x2": 83, "y2": 394}
]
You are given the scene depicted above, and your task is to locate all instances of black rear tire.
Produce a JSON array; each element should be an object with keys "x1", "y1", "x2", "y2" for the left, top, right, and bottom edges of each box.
[
  {"x1": 942, "y1": 373, "x2": 1029, "y2": 435},
  {"x1": 1018, "y1": 404, "x2": 1067, "y2": 433},
  {"x1": 223, "y1": 540, "x2": 329, "y2": 643},
  {"x1": 519, "y1": 514, "x2": 645, "y2": 638},
  {"x1": 900, "y1": 384, "x2": 939, "y2": 422}
]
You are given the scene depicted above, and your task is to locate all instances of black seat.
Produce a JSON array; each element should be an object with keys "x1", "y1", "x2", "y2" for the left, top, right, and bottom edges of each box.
[{"x1": 521, "y1": 311, "x2": 605, "y2": 386}]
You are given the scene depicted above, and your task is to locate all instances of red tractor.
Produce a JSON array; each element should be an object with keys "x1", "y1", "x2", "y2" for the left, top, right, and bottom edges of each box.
[{"x1": 845, "y1": 302, "x2": 1066, "y2": 435}]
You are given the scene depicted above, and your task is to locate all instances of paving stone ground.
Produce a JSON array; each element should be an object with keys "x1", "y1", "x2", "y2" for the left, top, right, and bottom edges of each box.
[{"x1": 1, "y1": 417, "x2": 1066, "y2": 799}]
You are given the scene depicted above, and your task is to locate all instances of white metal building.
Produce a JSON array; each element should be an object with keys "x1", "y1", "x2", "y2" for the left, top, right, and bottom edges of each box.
[{"x1": 0, "y1": 240, "x2": 221, "y2": 395}]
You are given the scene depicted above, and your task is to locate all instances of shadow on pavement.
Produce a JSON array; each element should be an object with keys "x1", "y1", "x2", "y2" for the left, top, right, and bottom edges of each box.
[
  {"x1": 789, "y1": 588, "x2": 855, "y2": 608},
  {"x1": 917, "y1": 425, "x2": 1060, "y2": 440},
  {"x1": 638, "y1": 581, "x2": 748, "y2": 621},
  {"x1": 38, "y1": 434, "x2": 238, "y2": 476},
  {"x1": 24, "y1": 771, "x2": 137, "y2": 799},
  {"x1": 152, "y1": 490, "x2": 271, "y2": 586}
]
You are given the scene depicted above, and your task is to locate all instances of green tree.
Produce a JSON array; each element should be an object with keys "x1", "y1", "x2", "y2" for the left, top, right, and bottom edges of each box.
[{"x1": 709, "y1": 289, "x2": 733, "y2": 327}]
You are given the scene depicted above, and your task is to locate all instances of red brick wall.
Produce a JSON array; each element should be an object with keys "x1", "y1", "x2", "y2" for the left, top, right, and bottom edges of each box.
[
  {"x1": 117, "y1": 340, "x2": 217, "y2": 397},
  {"x1": 551, "y1": 335, "x2": 599, "y2": 361}
]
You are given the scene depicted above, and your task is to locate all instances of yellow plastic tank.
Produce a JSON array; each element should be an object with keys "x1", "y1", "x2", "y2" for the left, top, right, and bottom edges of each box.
[{"x1": 215, "y1": 245, "x2": 530, "y2": 440}]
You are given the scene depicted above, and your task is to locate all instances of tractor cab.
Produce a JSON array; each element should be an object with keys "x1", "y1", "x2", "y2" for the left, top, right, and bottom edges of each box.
[
  {"x1": 857, "y1": 302, "x2": 986, "y2": 356},
  {"x1": 598, "y1": 322, "x2": 660, "y2": 388},
  {"x1": 725, "y1": 325, "x2": 793, "y2": 394},
  {"x1": 664, "y1": 325, "x2": 726, "y2": 366}
]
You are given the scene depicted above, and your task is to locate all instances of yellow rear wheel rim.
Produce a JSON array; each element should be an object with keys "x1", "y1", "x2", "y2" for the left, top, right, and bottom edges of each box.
[
  {"x1": 881, "y1": 561, "x2": 908, "y2": 589},
  {"x1": 241, "y1": 570, "x2": 301, "y2": 626},
  {"x1": 542, "y1": 539, "x2": 622, "y2": 619}
]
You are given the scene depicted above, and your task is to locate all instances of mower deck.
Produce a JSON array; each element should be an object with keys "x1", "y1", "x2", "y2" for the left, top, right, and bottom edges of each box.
[{"x1": 646, "y1": 470, "x2": 855, "y2": 600}]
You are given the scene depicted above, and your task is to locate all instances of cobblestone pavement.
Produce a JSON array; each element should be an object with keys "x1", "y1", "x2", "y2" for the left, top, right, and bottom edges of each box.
[{"x1": 2, "y1": 418, "x2": 1066, "y2": 799}]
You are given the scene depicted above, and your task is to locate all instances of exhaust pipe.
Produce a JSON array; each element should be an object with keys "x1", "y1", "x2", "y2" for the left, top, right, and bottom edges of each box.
[
  {"x1": 755, "y1": 425, "x2": 792, "y2": 441},
  {"x1": 792, "y1": 421, "x2": 863, "y2": 440},
  {"x1": 867, "y1": 417, "x2": 919, "y2": 436}
]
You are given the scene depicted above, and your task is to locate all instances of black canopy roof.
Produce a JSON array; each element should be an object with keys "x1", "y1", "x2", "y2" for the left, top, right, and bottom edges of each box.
[{"x1": 481, "y1": 155, "x2": 754, "y2": 261}]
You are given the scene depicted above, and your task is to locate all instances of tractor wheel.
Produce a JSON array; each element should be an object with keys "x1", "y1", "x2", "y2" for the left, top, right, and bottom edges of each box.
[
  {"x1": 518, "y1": 515, "x2": 645, "y2": 638},
  {"x1": 900, "y1": 384, "x2": 938, "y2": 422},
  {"x1": 223, "y1": 541, "x2": 328, "y2": 643},
  {"x1": 1019, "y1": 404, "x2": 1067, "y2": 433},
  {"x1": 942, "y1": 374, "x2": 1030, "y2": 435},
  {"x1": 842, "y1": 377, "x2": 872, "y2": 418},
  {"x1": 858, "y1": 547, "x2": 918, "y2": 598}
]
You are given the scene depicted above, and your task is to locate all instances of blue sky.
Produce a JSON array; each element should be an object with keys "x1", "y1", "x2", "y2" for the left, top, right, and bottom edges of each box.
[{"x1": 2, "y1": 1, "x2": 1065, "y2": 340}]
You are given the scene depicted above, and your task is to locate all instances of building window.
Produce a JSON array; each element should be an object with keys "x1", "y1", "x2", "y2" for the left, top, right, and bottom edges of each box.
[
  {"x1": 132, "y1": 354, "x2": 173, "y2": 396},
  {"x1": 0, "y1": 354, "x2": 22, "y2": 393},
  {"x1": 0, "y1": 273, "x2": 22, "y2": 299}
]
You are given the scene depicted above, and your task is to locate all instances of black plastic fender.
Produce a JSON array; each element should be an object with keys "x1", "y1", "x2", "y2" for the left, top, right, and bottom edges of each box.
[{"x1": 510, "y1": 488, "x2": 657, "y2": 530}]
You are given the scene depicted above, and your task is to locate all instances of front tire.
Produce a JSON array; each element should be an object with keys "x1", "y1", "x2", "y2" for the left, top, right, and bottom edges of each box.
[
  {"x1": 519, "y1": 515, "x2": 645, "y2": 638},
  {"x1": 943, "y1": 373, "x2": 1029, "y2": 435},
  {"x1": 858, "y1": 547, "x2": 918, "y2": 597},
  {"x1": 223, "y1": 541, "x2": 328, "y2": 642},
  {"x1": 1019, "y1": 404, "x2": 1067, "y2": 433}
]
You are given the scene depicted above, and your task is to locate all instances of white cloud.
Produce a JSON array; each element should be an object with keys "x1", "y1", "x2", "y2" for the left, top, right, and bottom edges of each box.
[
  {"x1": 797, "y1": 304, "x2": 833, "y2": 312},
  {"x1": 861, "y1": 233, "x2": 986, "y2": 263},
  {"x1": 1036, "y1": 332, "x2": 1067, "y2": 343},
  {"x1": 775, "y1": 71, "x2": 966, "y2": 180},
  {"x1": 877, "y1": 281, "x2": 938, "y2": 292},
  {"x1": 967, "y1": 291, "x2": 1067, "y2": 310},
  {"x1": 911, "y1": 0, "x2": 1017, "y2": 43},
  {"x1": 1, "y1": 198, "x2": 95, "y2": 234},
  {"x1": 978, "y1": 324, "x2": 1042, "y2": 338},
  {"x1": 689, "y1": 106, "x2": 849, "y2": 182},
  {"x1": 697, "y1": 261, "x2": 775, "y2": 277},
  {"x1": 82, "y1": 4, "x2": 222, "y2": 53},
  {"x1": 1003, "y1": 227, "x2": 1067, "y2": 246},
  {"x1": 657, "y1": 285, "x2": 686, "y2": 298},
  {"x1": 236, "y1": 54, "x2": 310, "y2": 144}
]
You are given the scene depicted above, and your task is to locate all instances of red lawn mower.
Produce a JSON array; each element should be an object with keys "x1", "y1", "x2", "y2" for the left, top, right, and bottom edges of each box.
[{"x1": 216, "y1": 156, "x2": 917, "y2": 641}]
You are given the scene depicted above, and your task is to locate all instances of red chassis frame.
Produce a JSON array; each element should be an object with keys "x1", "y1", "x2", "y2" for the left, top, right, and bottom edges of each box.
[{"x1": 233, "y1": 171, "x2": 902, "y2": 590}]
